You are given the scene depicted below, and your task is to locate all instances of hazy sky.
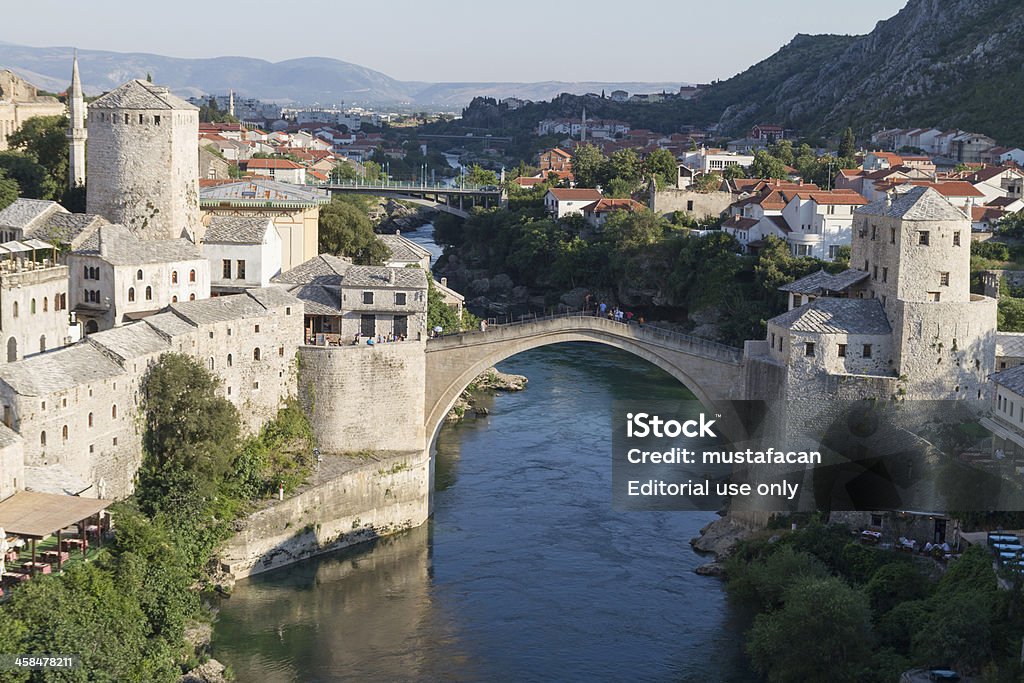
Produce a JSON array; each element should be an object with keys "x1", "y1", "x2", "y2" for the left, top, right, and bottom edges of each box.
[{"x1": 1, "y1": 1, "x2": 908, "y2": 83}]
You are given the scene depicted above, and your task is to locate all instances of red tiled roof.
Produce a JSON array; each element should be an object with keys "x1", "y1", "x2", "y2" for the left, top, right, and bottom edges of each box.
[
  {"x1": 586, "y1": 198, "x2": 646, "y2": 214},
  {"x1": 972, "y1": 206, "x2": 1004, "y2": 222},
  {"x1": 723, "y1": 216, "x2": 758, "y2": 230},
  {"x1": 515, "y1": 176, "x2": 545, "y2": 186},
  {"x1": 245, "y1": 158, "x2": 304, "y2": 169},
  {"x1": 791, "y1": 190, "x2": 868, "y2": 205},
  {"x1": 548, "y1": 188, "x2": 602, "y2": 201}
]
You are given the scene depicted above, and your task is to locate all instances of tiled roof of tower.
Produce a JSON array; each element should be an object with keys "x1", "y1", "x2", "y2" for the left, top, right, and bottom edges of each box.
[
  {"x1": 857, "y1": 186, "x2": 967, "y2": 221},
  {"x1": 767, "y1": 297, "x2": 891, "y2": 335},
  {"x1": 0, "y1": 199, "x2": 65, "y2": 230},
  {"x1": 204, "y1": 216, "x2": 272, "y2": 244},
  {"x1": 779, "y1": 268, "x2": 869, "y2": 294},
  {"x1": 89, "y1": 79, "x2": 198, "y2": 111}
]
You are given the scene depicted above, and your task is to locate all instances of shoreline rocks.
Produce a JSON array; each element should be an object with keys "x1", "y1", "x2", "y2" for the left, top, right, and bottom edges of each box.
[
  {"x1": 445, "y1": 367, "x2": 528, "y2": 423},
  {"x1": 691, "y1": 514, "x2": 757, "y2": 576}
]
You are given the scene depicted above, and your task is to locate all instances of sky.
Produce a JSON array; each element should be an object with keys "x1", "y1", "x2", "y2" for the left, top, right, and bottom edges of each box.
[{"x1": 1, "y1": 1, "x2": 909, "y2": 83}]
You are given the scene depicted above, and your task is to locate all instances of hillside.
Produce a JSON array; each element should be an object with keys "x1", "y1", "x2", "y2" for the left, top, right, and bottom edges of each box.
[
  {"x1": 452, "y1": 0, "x2": 1024, "y2": 147},
  {"x1": 0, "y1": 42, "x2": 683, "y2": 109}
]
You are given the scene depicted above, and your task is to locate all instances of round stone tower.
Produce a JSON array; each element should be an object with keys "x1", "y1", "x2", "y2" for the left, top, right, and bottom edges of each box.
[{"x1": 85, "y1": 79, "x2": 199, "y2": 241}]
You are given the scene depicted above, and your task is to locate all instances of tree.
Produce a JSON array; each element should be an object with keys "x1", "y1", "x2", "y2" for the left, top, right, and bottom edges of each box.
[
  {"x1": 6, "y1": 115, "x2": 68, "y2": 192},
  {"x1": 0, "y1": 168, "x2": 18, "y2": 210},
  {"x1": 318, "y1": 197, "x2": 388, "y2": 264},
  {"x1": 748, "y1": 575, "x2": 874, "y2": 683},
  {"x1": 607, "y1": 148, "x2": 642, "y2": 186},
  {"x1": 768, "y1": 139, "x2": 795, "y2": 166},
  {"x1": 570, "y1": 143, "x2": 607, "y2": 188},
  {"x1": 332, "y1": 161, "x2": 360, "y2": 182},
  {"x1": 0, "y1": 150, "x2": 57, "y2": 199},
  {"x1": 601, "y1": 209, "x2": 666, "y2": 249},
  {"x1": 138, "y1": 354, "x2": 241, "y2": 512},
  {"x1": 749, "y1": 150, "x2": 788, "y2": 179},
  {"x1": 643, "y1": 148, "x2": 678, "y2": 189},
  {"x1": 362, "y1": 159, "x2": 386, "y2": 183},
  {"x1": 428, "y1": 276, "x2": 462, "y2": 332},
  {"x1": 464, "y1": 164, "x2": 499, "y2": 187},
  {"x1": 722, "y1": 164, "x2": 746, "y2": 181},
  {"x1": 996, "y1": 210, "x2": 1024, "y2": 239},
  {"x1": 839, "y1": 127, "x2": 856, "y2": 158}
]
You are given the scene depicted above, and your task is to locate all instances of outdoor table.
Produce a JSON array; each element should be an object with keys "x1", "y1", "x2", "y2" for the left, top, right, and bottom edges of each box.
[
  {"x1": 21, "y1": 561, "x2": 50, "y2": 575},
  {"x1": 860, "y1": 530, "x2": 882, "y2": 542},
  {"x1": 993, "y1": 543, "x2": 1023, "y2": 551},
  {"x1": 3, "y1": 550, "x2": 17, "y2": 562},
  {"x1": 4, "y1": 571, "x2": 30, "y2": 584},
  {"x1": 41, "y1": 550, "x2": 69, "y2": 564},
  {"x1": 61, "y1": 539, "x2": 87, "y2": 552}
]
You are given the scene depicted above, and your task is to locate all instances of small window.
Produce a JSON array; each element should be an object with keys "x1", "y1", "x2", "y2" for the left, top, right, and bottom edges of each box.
[
  {"x1": 137, "y1": 269, "x2": 143, "y2": 280},
  {"x1": 40, "y1": 431, "x2": 46, "y2": 447},
  {"x1": 253, "y1": 348, "x2": 261, "y2": 361},
  {"x1": 171, "y1": 296, "x2": 178, "y2": 303},
  {"x1": 128, "y1": 287, "x2": 135, "y2": 302},
  {"x1": 62, "y1": 425, "x2": 68, "y2": 441},
  {"x1": 930, "y1": 292, "x2": 941, "y2": 302},
  {"x1": 882, "y1": 267, "x2": 888, "y2": 283},
  {"x1": 88, "y1": 412, "x2": 94, "y2": 428},
  {"x1": 286, "y1": 307, "x2": 292, "y2": 315},
  {"x1": 918, "y1": 231, "x2": 929, "y2": 245},
  {"x1": 804, "y1": 342, "x2": 815, "y2": 357},
  {"x1": 838, "y1": 344, "x2": 847, "y2": 357},
  {"x1": 278, "y1": 346, "x2": 285, "y2": 357},
  {"x1": 254, "y1": 324, "x2": 260, "y2": 333},
  {"x1": 940, "y1": 272, "x2": 950, "y2": 286},
  {"x1": 395, "y1": 292, "x2": 407, "y2": 306},
  {"x1": 12, "y1": 302, "x2": 17, "y2": 318},
  {"x1": 171, "y1": 271, "x2": 178, "y2": 284},
  {"x1": 30, "y1": 299, "x2": 36, "y2": 314},
  {"x1": 227, "y1": 353, "x2": 233, "y2": 367},
  {"x1": 189, "y1": 293, "x2": 195, "y2": 301},
  {"x1": 111, "y1": 405, "x2": 117, "y2": 419},
  {"x1": 113, "y1": 437, "x2": 118, "y2": 446},
  {"x1": 953, "y1": 231, "x2": 961, "y2": 246},
  {"x1": 145, "y1": 286, "x2": 152, "y2": 300},
  {"x1": 209, "y1": 357, "x2": 215, "y2": 371},
  {"x1": 863, "y1": 344, "x2": 873, "y2": 358},
  {"x1": 872, "y1": 265, "x2": 878, "y2": 281},
  {"x1": 154, "y1": 115, "x2": 160, "y2": 125},
  {"x1": 253, "y1": 381, "x2": 260, "y2": 390},
  {"x1": 864, "y1": 260, "x2": 869, "y2": 272},
  {"x1": 222, "y1": 259, "x2": 232, "y2": 279},
  {"x1": 236, "y1": 260, "x2": 246, "y2": 280},
  {"x1": 870, "y1": 225, "x2": 877, "y2": 241},
  {"x1": 890, "y1": 227, "x2": 896, "y2": 244},
  {"x1": 189, "y1": 269, "x2": 196, "y2": 283},
  {"x1": 362, "y1": 291, "x2": 374, "y2": 304}
]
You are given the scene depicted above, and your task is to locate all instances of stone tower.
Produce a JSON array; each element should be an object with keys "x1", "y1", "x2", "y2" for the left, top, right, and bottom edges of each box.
[
  {"x1": 85, "y1": 79, "x2": 200, "y2": 240},
  {"x1": 851, "y1": 186, "x2": 996, "y2": 400},
  {"x1": 66, "y1": 51, "x2": 87, "y2": 188}
]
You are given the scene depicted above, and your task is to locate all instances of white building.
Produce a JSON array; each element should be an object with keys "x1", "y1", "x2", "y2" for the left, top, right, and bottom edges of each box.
[
  {"x1": 68, "y1": 223, "x2": 210, "y2": 332},
  {"x1": 543, "y1": 188, "x2": 603, "y2": 218},
  {"x1": 201, "y1": 216, "x2": 282, "y2": 292},
  {"x1": 244, "y1": 159, "x2": 306, "y2": 184},
  {"x1": 680, "y1": 148, "x2": 754, "y2": 174},
  {"x1": 781, "y1": 190, "x2": 868, "y2": 260}
]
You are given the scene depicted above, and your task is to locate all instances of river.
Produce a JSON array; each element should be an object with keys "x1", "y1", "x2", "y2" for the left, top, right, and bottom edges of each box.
[{"x1": 212, "y1": 331, "x2": 754, "y2": 681}]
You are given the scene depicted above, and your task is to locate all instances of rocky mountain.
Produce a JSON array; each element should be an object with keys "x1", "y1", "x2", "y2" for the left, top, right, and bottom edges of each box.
[
  {"x1": 0, "y1": 42, "x2": 684, "y2": 109},
  {"x1": 711, "y1": 0, "x2": 1024, "y2": 144}
]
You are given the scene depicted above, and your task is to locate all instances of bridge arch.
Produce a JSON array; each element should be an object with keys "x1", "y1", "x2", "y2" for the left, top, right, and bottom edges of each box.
[{"x1": 424, "y1": 314, "x2": 746, "y2": 444}]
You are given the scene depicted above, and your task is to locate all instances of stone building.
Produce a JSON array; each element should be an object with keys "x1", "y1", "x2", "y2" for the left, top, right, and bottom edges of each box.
[
  {"x1": 0, "y1": 424, "x2": 23, "y2": 501},
  {"x1": 85, "y1": 80, "x2": 200, "y2": 241},
  {"x1": 272, "y1": 254, "x2": 427, "y2": 344},
  {"x1": 68, "y1": 223, "x2": 210, "y2": 332},
  {"x1": 0, "y1": 287, "x2": 302, "y2": 498},
  {"x1": 0, "y1": 70, "x2": 66, "y2": 152},
  {"x1": 747, "y1": 186, "x2": 997, "y2": 403},
  {"x1": 0, "y1": 198, "x2": 109, "y2": 249},
  {"x1": 380, "y1": 232, "x2": 431, "y2": 270},
  {"x1": 201, "y1": 216, "x2": 281, "y2": 293},
  {"x1": 0, "y1": 242, "x2": 73, "y2": 363},
  {"x1": 199, "y1": 179, "x2": 328, "y2": 272}
]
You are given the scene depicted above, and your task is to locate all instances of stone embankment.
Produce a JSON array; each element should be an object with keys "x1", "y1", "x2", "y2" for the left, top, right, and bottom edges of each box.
[
  {"x1": 446, "y1": 366, "x2": 528, "y2": 422},
  {"x1": 690, "y1": 514, "x2": 759, "y2": 576}
]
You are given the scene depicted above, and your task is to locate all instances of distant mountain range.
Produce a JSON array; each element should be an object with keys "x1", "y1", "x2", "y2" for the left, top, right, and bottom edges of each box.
[{"x1": 0, "y1": 42, "x2": 686, "y2": 109}]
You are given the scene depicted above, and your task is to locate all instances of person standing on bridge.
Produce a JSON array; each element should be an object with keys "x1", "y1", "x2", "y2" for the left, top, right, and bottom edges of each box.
[
  {"x1": 599, "y1": 302, "x2": 607, "y2": 318},
  {"x1": 480, "y1": 319, "x2": 488, "y2": 332}
]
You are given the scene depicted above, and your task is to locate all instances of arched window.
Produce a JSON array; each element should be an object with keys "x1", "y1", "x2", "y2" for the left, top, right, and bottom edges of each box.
[
  {"x1": 6, "y1": 337, "x2": 16, "y2": 363},
  {"x1": 208, "y1": 357, "x2": 215, "y2": 370},
  {"x1": 43, "y1": 297, "x2": 47, "y2": 312},
  {"x1": 136, "y1": 269, "x2": 143, "y2": 280},
  {"x1": 40, "y1": 431, "x2": 46, "y2": 447},
  {"x1": 12, "y1": 302, "x2": 17, "y2": 318},
  {"x1": 189, "y1": 269, "x2": 196, "y2": 282},
  {"x1": 88, "y1": 412, "x2": 93, "y2": 428},
  {"x1": 83, "y1": 265, "x2": 89, "y2": 279},
  {"x1": 39, "y1": 335, "x2": 45, "y2": 353},
  {"x1": 145, "y1": 286, "x2": 152, "y2": 301},
  {"x1": 171, "y1": 295, "x2": 178, "y2": 303},
  {"x1": 111, "y1": 405, "x2": 117, "y2": 419},
  {"x1": 189, "y1": 293, "x2": 195, "y2": 301},
  {"x1": 128, "y1": 287, "x2": 135, "y2": 302},
  {"x1": 60, "y1": 294, "x2": 66, "y2": 310},
  {"x1": 227, "y1": 353, "x2": 233, "y2": 367},
  {"x1": 62, "y1": 425, "x2": 68, "y2": 441},
  {"x1": 253, "y1": 348, "x2": 261, "y2": 361},
  {"x1": 30, "y1": 299, "x2": 35, "y2": 314},
  {"x1": 171, "y1": 271, "x2": 178, "y2": 284}
]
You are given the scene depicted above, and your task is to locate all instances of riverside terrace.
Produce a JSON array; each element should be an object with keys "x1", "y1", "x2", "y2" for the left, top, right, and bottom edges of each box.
[{"x1": 0, "y1": 490, "x2": 112, "y2": 596}]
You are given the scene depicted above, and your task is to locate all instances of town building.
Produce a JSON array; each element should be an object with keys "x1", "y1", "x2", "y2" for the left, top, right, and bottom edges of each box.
[
  {"x1": 242, "y1": 158, "x2": 307, "y2": 184},
  {"x1": 201, "y1": 216, "x2": 281, "y2": 292},
  {"x1": 582, "y1": 198, "x2": 646, "y2": 227},
  {"x1": 379, "y1": 232, "x2": 432, "y2": 270},
  {"x1": 543, "y1": 188, "x2": 603, "y2": 218},
  {"x1": 68, "y1": 223, "x2": 210, "y2": 332},
  {"x1": 0, "y1": 70, "x2": 66, "y2": 152},
  {"x1": 0, "y1": 240, "x2": 74, "y2": 363},
  {"x1": 538, "y1": 148, "x2": 573, "y2": 173},
  {"x1": 272, "y1": 254, "x2": 428, "y2": 344},
  {"x1": 199, "y1": 179, "x2": 329, "y2": 273},
  {"x1": 85, "y1": 80, "x2": 201, "y2": 241}
]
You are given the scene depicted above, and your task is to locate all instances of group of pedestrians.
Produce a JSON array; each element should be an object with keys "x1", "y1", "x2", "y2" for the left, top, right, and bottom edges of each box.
[{"x1": 585, "y1": 293, "x2": 643, "y2": 326}]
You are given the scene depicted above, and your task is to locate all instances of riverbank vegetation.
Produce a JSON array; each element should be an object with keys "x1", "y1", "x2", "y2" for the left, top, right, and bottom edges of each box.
[
  {"x1": 726, "y1": 518, "x2": 1024, "y2": 682},
  {"x1": 0, "y1": 354, "x2": 313, "y2": 680},
  {"x1": 435, "y1": 186, "x2": 846, "y2": 345}
]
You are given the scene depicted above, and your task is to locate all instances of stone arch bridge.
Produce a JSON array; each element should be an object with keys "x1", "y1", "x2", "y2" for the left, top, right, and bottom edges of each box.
[{"x1": 424, "y1": 313, "x2": 747, "y2": 442}]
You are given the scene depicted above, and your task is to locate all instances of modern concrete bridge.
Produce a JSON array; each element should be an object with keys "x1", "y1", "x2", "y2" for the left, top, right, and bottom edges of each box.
[
  {"x1": 317, "y1": 181, "x2": 504, "y2": 218},
  {"x1": 424, "y1": 312, "x2": 746, "y2": 441}
]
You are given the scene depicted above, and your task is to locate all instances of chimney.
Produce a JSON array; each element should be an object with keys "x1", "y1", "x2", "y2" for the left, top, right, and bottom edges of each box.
[
  {"x1": 98, "y1": 227, "x2": 108, "y2": 257},
  {"x1": 389, "y1": 270, "x2": 395, "y2": 284},
  {"x1": 396, "y1": 229, "x2": 401, "y2": 236},
  {"x1": 441, "y1": 277, "x2": 448, "y2": 287}
]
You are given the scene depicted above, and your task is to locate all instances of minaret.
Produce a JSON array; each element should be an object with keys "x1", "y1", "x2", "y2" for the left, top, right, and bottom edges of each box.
[
  {"x1": 67, "y1": 51, "x2": 87, "y2": 188},
  {"x1": 581, "y1": 106, "x2": 587, "y2": 142},
  {"x1": 228, "y1": 89, "x2": 235, "y2": 117}
]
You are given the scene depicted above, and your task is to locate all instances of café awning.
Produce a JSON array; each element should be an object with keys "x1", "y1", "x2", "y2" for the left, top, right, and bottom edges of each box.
[{"x1": 0, "y1": 490, "x2": 112, "y2": 539}]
